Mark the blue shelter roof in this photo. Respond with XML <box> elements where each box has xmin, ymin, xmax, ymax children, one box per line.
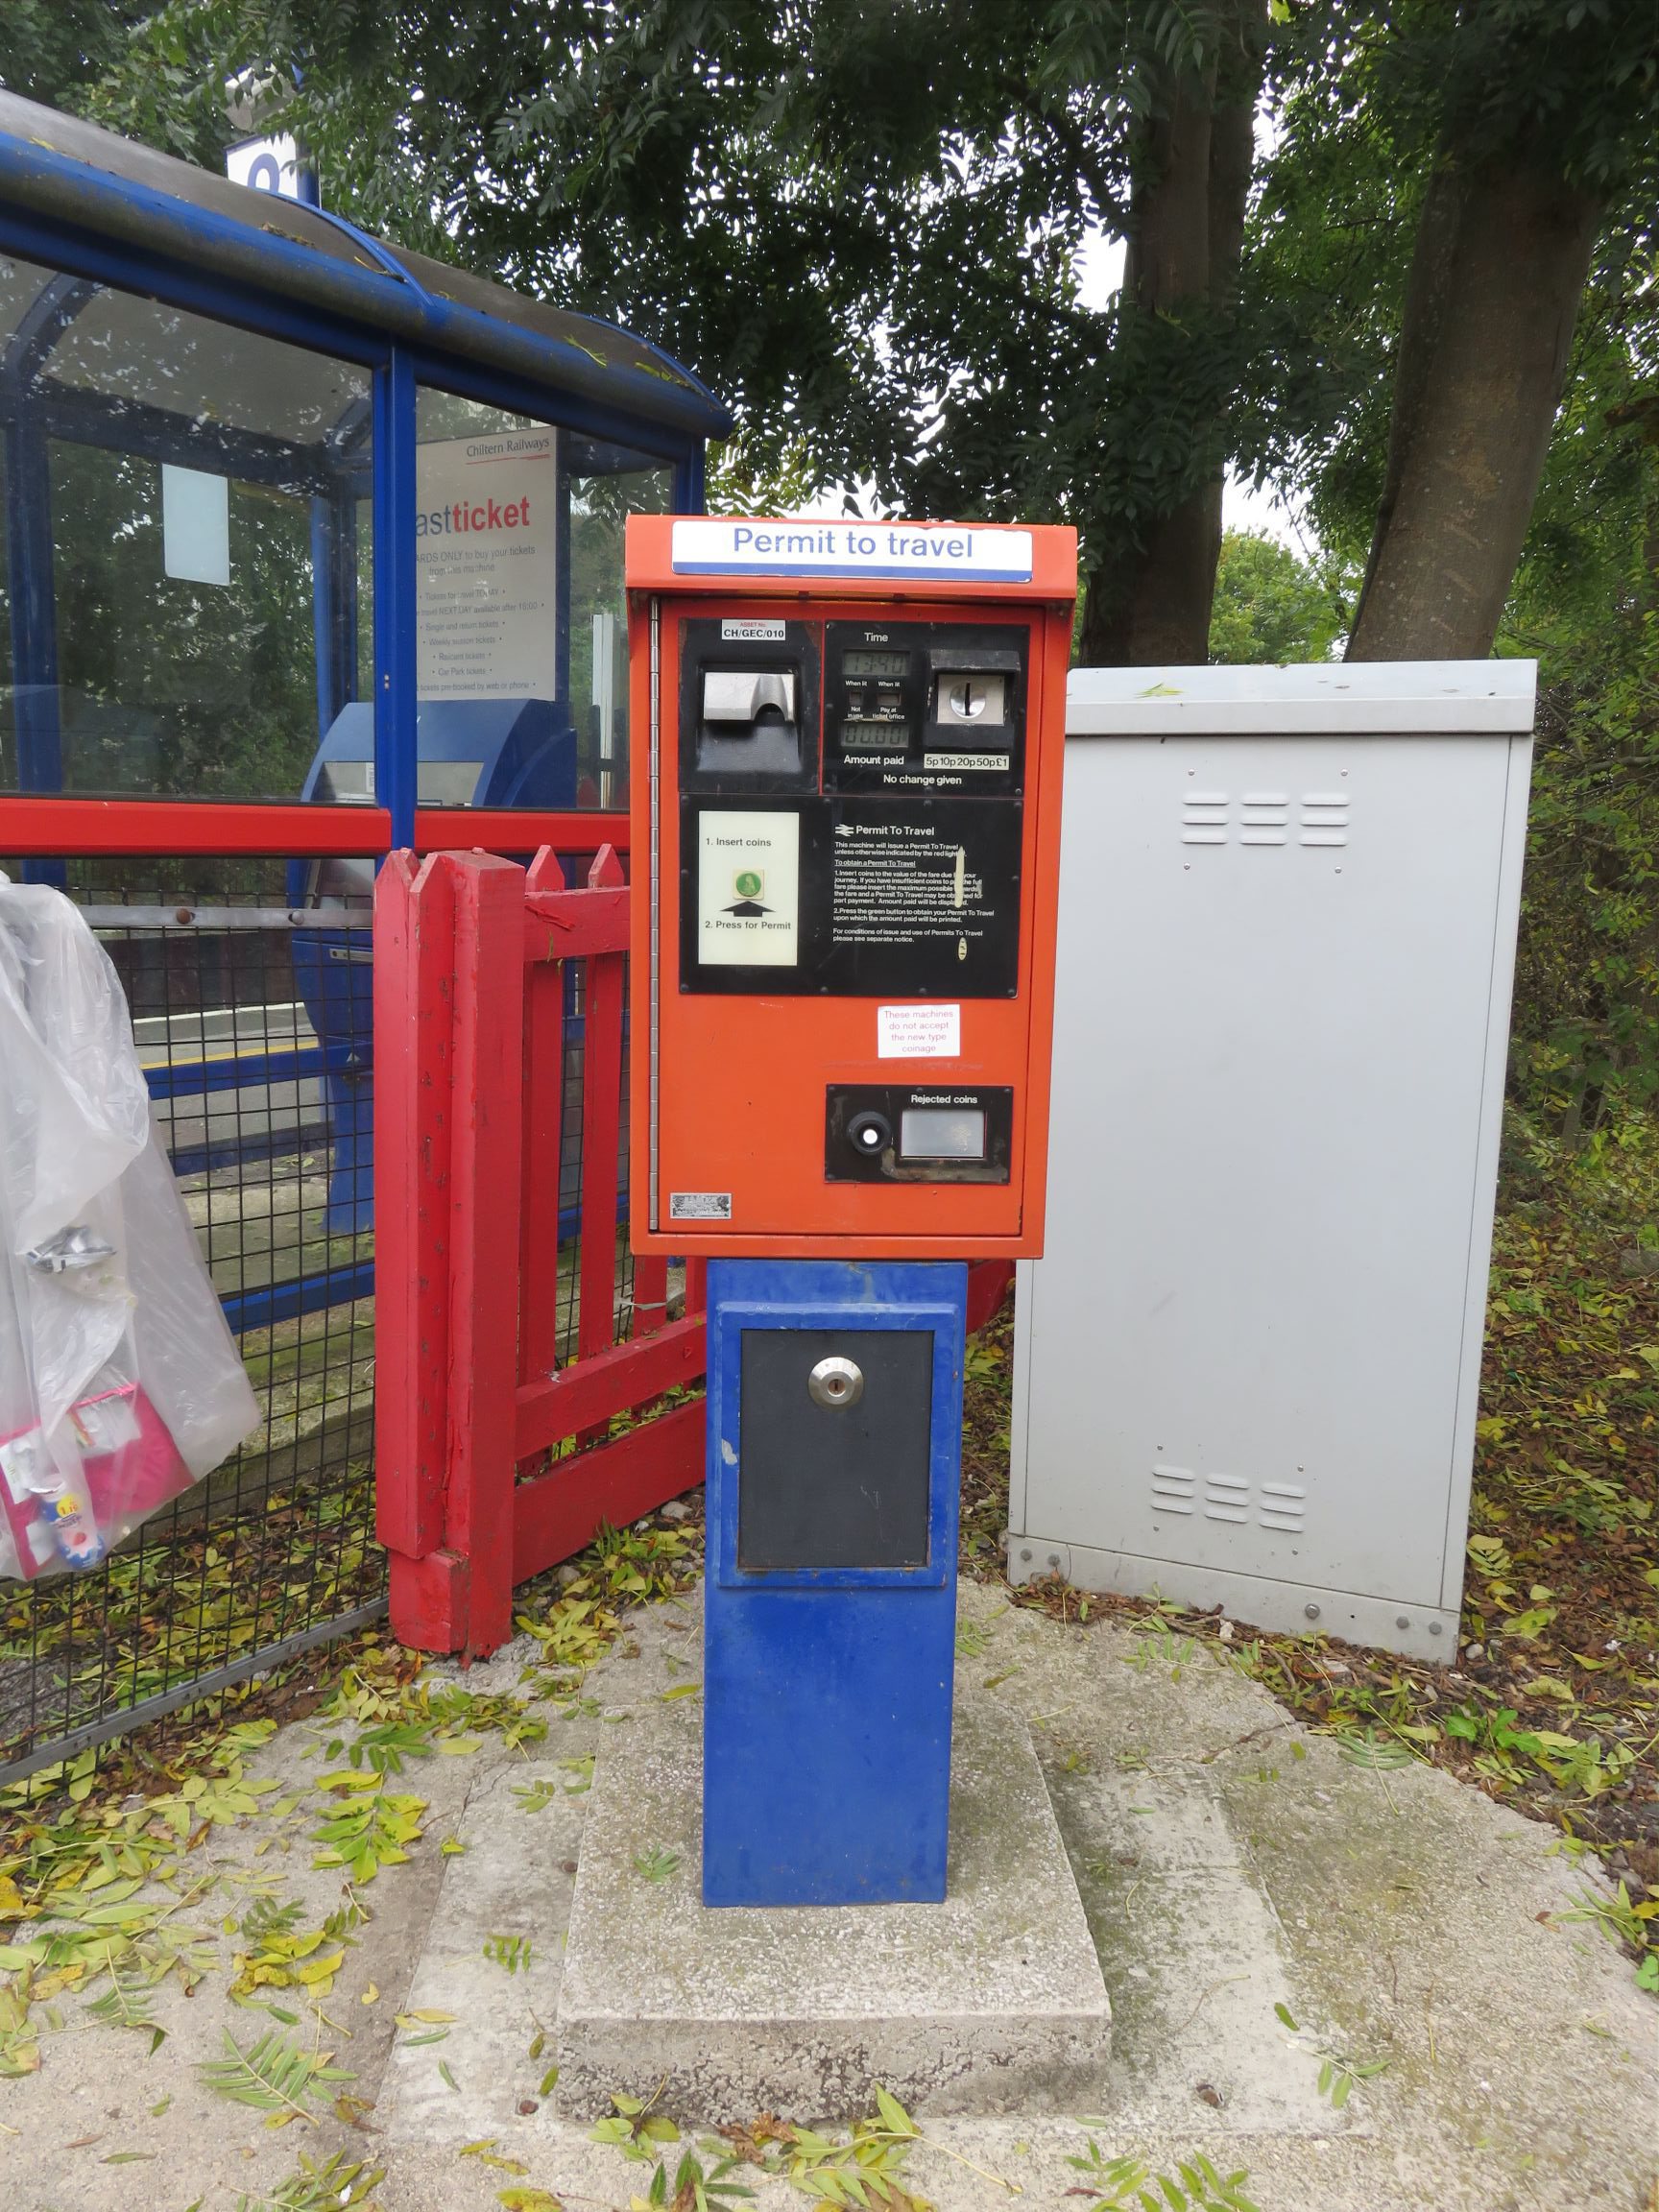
<box><xmin>0</xmin><ymin>89</ymin><xmax>732</xmax><ymax>447</ymax></box>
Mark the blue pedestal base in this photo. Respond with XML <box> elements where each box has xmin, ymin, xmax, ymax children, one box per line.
<box><xmin>702</xmin><ymin>1258</ymin><xmax>966</xmax><ymax>1908</ymax></box>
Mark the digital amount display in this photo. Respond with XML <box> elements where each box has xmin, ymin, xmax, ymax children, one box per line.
<box><xmin>843</xmin><ymin>650</ymin><xmax>910</xmax><ymax>679</ymax></box>
<box><xmin>841</xmin><ymin>721</ymin><xmax>908</xmax><ymax>749</ymax></box>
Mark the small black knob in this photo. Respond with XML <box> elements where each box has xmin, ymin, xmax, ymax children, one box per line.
<box><xmin>846</xmin><ymin>1110</ymin><xmax>893</xmax><ymax>1159</ymax></box>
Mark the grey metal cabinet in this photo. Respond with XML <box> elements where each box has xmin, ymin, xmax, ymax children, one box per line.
<box><xmin>1009</xmin><ymin>663</ymin><xmax>1534</xmax><ymax>1658</ymax></box>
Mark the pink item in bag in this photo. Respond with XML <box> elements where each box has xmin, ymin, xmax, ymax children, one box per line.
<box><xmin>0</xmin><ymin>1384</ymin><xmax>194</xmax><ymax>1579</ymax></box>
<box><xmin>72</xmin><ymin>1382</ymin><xmax>195</xmax><ymax>1524</ymax></box>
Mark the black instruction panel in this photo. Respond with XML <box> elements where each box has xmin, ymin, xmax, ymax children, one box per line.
<box><xmin>678</xmin><ymin>618</ymin><xmax>1027</xmax><ymax>998</ymax></box>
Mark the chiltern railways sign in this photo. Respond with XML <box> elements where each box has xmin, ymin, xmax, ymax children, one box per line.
<box><xmin>670</xmin><ymin>518</ymin><xmax>1034</xmax><ymax>584</ymax></box>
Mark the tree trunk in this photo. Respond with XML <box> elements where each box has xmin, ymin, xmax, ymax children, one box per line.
<box><xmin>1079</xmin><ymin>3</ymin><xmax>1267</xmax><ymax>666</ymax></box>
<box><xmin>1346</xmin><ymin>156</ymin><xmax>1600</xmax><ymax>661</ymax></box>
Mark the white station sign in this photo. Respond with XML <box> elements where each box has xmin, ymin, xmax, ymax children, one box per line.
<box><xmin>670</xmin><ymin>517</ymin><xmax>1034</xmax><ymax>584</ymax></box>
<box><xmin>226</xmin><ymin>133</ymin><xmax>302</xmax><ymax>199</ymax></box>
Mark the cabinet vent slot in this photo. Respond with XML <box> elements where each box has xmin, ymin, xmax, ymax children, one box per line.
<box><xmin>1150</xmin><ymin>1464</ymin><xmax>1197</xmax><ymax>1515</ymax></box>
<box><xmin>1203</xmin><ymin>1472</ymin><xmax>1250</xmax><ymax>1524</ymax></box>
<box><xmin>1259</xmin><ymin>1480</ymin><xmax>1307</xmax><ymax>1533</ymax></box>
<box><xmin>1300</xmin><ymin>791</ymin><xmax>1351</xmax><ymax>848</ymax></box>
<box><xmin>1181</xmin><ymin>793</ymin><xmax>1229</xmax><ymax>847</ymax></box>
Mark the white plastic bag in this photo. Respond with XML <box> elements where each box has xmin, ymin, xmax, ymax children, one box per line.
<box><xmin>0</xmin><ymin>878</ymin><xmax>258</xmax><ymax>1578</ymax></box>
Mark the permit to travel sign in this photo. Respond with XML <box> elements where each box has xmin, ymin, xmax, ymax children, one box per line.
<box><xmin>670</xmin><ymin>517</ymin><xmax>1034</xmax><ymax>584</ymax></box>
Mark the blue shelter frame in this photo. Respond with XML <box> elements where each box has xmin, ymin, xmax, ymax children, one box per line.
<box><xmin>0</xmin><ymin>88</ymin><xmax>727</xmax><ymax>852</ymax></box>
<box><xmin>0</xmin><ymin>87</ymin><xmax>730</xmax><ymax>1326</ymax></box>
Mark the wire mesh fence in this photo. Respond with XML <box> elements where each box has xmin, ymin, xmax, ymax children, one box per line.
<box><xmin>0</xmin><ymin>852</ymin><xmax>643</xmax><ymax>1784</ymax></box>
<box><xmin>0</xmin><ymin>855</ymin><xmax>381</xmax><ymax>1779</ymax></box>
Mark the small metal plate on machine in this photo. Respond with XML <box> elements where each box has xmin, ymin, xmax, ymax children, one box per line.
<box><xmin>737</xmin><ymin>1328</ymin><xmax>934</xmax><ymax>1569</ymax></box>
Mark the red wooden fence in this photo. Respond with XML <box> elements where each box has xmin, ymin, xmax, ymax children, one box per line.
<box><xmin>373</xmin><ymin>842</ymin><xmax>1012</xmax><ymax>1659</ymax></box>
<box><xmin>374</xmin><ymin>844</ymin><xmax>705</xmax><ymax>1655</ymax></box>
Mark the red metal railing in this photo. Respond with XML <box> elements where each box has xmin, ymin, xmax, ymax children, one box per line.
<box><xmin>373</xmin><ymin>842</ymin><xmax>1013</xmax><ymax>1658</ymax></box>
<box><xmin>0</xmin><ymin>795</ymin><xmax>631</xmax><ymax>856</ymax></box>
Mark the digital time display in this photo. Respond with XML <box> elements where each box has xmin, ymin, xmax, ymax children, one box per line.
<box><xmin>843</xmin><ymin>650</ymin><xmax>909</xmax><ymax>679</ymax></box>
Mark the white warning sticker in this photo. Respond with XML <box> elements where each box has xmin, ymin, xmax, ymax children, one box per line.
<box><xmin>669</xmin><ymin>1191</ymin><xmax>733</xmax><ymax>1220</ymax></box>
<box><xmin>878</xmin><ymin>1004</ymin><xmax>961</xmax><ymax>1060</ymax></box>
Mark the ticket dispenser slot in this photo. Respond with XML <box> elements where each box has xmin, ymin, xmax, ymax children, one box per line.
<box><xmin>680</xmin><ymin>619</ymin><xmax>818</xmax><ymax>790</ymax></box>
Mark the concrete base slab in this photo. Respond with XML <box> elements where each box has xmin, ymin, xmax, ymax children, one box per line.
<box><xmin>554</xmin><ymin>1686</ymin><xmax>1112</xmax><ymax>2124</ymax></box>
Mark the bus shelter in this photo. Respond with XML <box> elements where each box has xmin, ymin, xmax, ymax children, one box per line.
<box><xmin>0</xmin><ymin>93</ymin><xmax>727</xmax><ymax>854</ymax></box>
<box><xmin>0</xmin><ymin>90</ymin><xmax>730</xmax><ymax>1764</ymax></box>
<box><xmin>0</xmin><ymin>87</ymin><xmax>727</xmax><ymax>1253</ymax></box>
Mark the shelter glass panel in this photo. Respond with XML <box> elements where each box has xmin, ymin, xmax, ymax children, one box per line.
<box><xmin>569</xmin><ymin>444</ymin><xmax>672</xmax><ymax>808</ymax></box>
<box><xmin>414</xmin><ymin>383</ymin><xmax>669</xmax><ymax>813</ymax></box>
<box><xmin>0</xmin><ymin>252</ymin><xmax>373</xmax><ymax>803</ymax></box>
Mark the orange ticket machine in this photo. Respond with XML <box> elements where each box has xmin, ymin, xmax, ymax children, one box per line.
<box><xmin>626</xmin><ymin>514</ymin><xmax>1076</xmax><ymax>1909</ymax></box>
<box><xmin>625</xmin><ymin>515</ymin><xmax>1078</xmax><ymax>1260</ymax></box>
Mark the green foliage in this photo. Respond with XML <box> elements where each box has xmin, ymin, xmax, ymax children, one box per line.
<box><xmin>773</xmin><ymin>2086</ymin><xmax>926</xmax><ymax>2209</ymax></box>
<box><xmin>633</xmin><ymin>2148</ymin><xmax>752</xmax><ymax>2211</ymax></box>
<box><xmin>230</xmin><ymin>1902</ymin><xmax>353</xmax><ymax>2000</ymax></box>
<box><xmin>310</xmin><ymin>1776</ymin><xmax>425</xmax><ymax>1884</ymax></box>
<box><xmin>459</xmin><ymin>2138</ymin><xmax>529</xmax><ymax>2176</ymax></box>
<box><xmin>631</xmin><ymin>1846</ymin><xmax>680</xmax><ymax>1885</ymax></box>
<box><xmin>1246</xmin><ymin>4</ymin><xmax>1659</xmax><ymax>1128</ymax></box>
<box><xmin>1334</xmin><ymin>1727</ymin><xmax>1412</xmax><ymax>1772</ymax></box>
<box><xmin>593</xmin><ymin>2086</ymin><xmax>931</xmax><ymax>2209</ymax></box>
<box><xmin>1503</xmin><ymin>481</ymin><xmax>1659</xmax><ymax>1136</ymax></box>
<box><xmin>1122</xmin><ymin>1620</ymin><xmax>1197</xmax><ymax>1680</ymax></box>
<box><xmin>320</xmin><ymin>1719</ymin><xmax>435</xmax><ymax>1776</ymax></box>
<box><xmin>200</xmin><ymin>2027</ymin><xmax>355</xmax><ymax>2125</ymax></box>
<box><xmin>0</xmin><ymin>0</ymin><xmax>151</xmax><ymax>111</ymax></box>
<box><xmin>81</xmin><ymin>1962</ymin><xmax>166</xmax><ymax>2053</ymax></box>
<box><xmin>1066</xmin><ymin>2136</ymin><xmax>1258</xmax><ymax>2212</ymax></box>
<box><xmin>590</xmin><ymin>2090</ymin><xmax>684</xmax><ymax>2160</ymax></box>
<box><xmin>1207</xmin><ymin>531</ymin><xmax>1346</xmax><ymax>663</ymax></box>
<box><xmin>237</xmin><ymin>2149</ymin><xmax>386</xmax><ymax>2212</ymax></box>
<box><xmin>1272</xmin><ymin>2005</ymin><xmax>1390</xmax><ymax>2109</ymax></box>
<box><xmin>1557</xmin><ymin>1879</ymin><xmax>1659</xmax><ymax>1960</ymax></box>
<box><xmin>1246</xmin><ymin>8</ymin><xmax>1659</xmax><ymax>554</ymax></box>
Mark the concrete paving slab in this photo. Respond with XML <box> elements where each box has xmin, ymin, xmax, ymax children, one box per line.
<box><xmin>554</xmin><ymin>1684</ymin><xmax>1112</xmax><ymax>2124</ymax></box>
<box><xmin>377</xmin><ymin>1762</ymin><xmax>587</xmax><ymax>2147</ymax></box>
<box><xmin>2</xmin><ymin>1579</ymin><xmax>1653</xmax><ymax>2212</ymax></box>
